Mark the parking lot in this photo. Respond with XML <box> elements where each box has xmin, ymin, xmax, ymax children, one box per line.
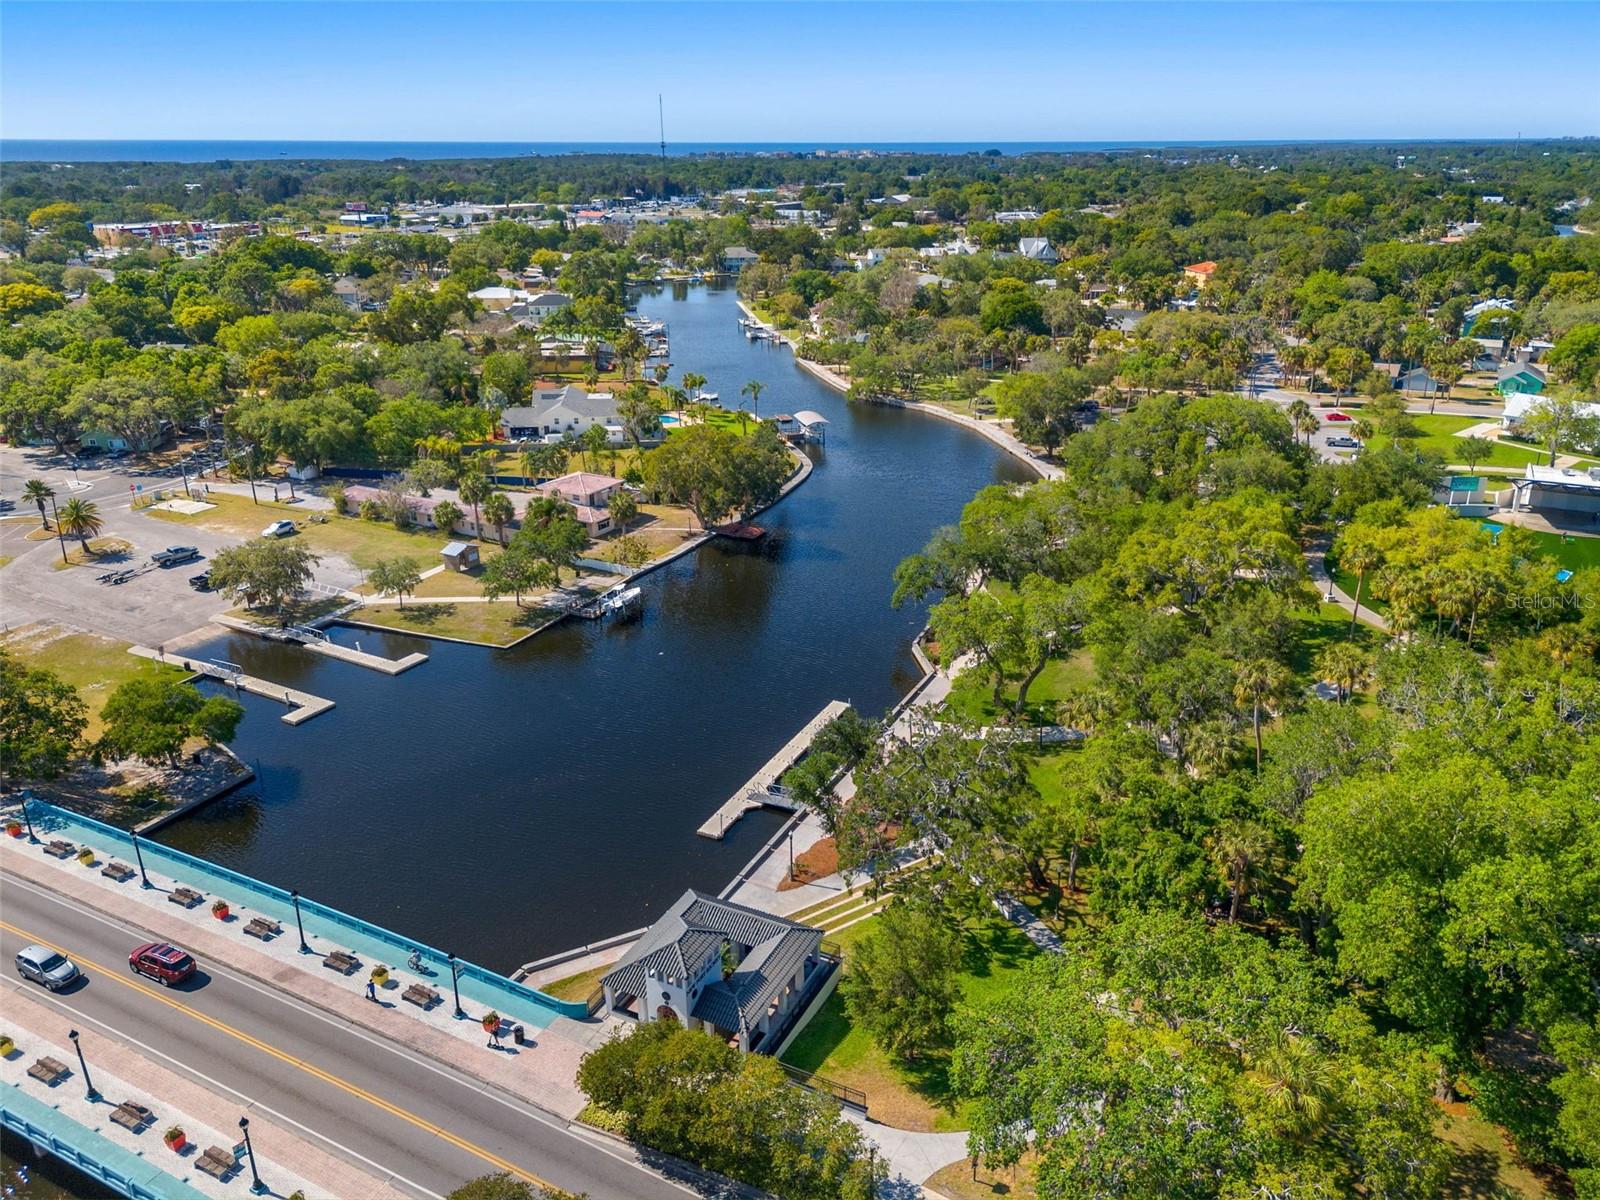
<box><xmin>0</xmin><ymin>444</ymin><xmax>334</xmax><ymax>646</ymax></box>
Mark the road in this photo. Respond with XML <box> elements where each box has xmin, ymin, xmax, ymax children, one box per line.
<box><xmin>0</xmin><ymin>874</ymin><xmax>709</xmax><ymax>1200</ymax></box>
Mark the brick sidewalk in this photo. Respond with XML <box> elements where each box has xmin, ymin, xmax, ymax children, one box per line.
<box><xmin>3</xmin><ymin>989</ymin><xmax>410</xmax><ymax>1199</ymax></box>
<box><xmin>1</xmin><ymin>835</ymin><xmax>609</xmax><ymax>1118</ymax></box>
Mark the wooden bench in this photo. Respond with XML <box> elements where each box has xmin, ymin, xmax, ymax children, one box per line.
<box><xmin>43</xmin><ymin>841</ymin><xmax>75</xmax><ymax>859</ymax></box>
<box><xmin>27</xmin><ymin>1057</ymin><xmax>68</xmax><ymax>1085</ymax></box>
<box><xmin>195</xmin><ymin>1147</ymin><xmax>237</xmax><ymax>1179</ymax></box>
<box><xmin>101</xmin><ymin>861</ymin><xmax>136</xmax><ymax>882</ymax></box>
<box><xmin>110</xmin><ymin>1101</ymin><xmax>153</xmax><ymax>1131</ymax></box>
<box><xmin>403</xmin><ymin>983</ymin><xmax>441</xmax><ymax>1009</ymax></box>
<box><xmin>244</xmin><ymin>917</ymin><xmax>282</xmax><ymax>940</ymax></box>
<box><xmin>168</xmin><ymin>886</ymin><xmax>203</xmax><ymax>908</ymax></box>
<box><xmin>323</xmin><ymin>950</ymin><xmax>360</xmax><ymax>975</ymax></box>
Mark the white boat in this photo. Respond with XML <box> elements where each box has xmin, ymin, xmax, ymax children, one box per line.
<box><xmin>699</xmin><ymin>390</ymin><xmax>720</xmax><ymax>403</ymax></box>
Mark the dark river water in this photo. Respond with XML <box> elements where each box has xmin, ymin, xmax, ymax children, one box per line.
<box><xmin>157</xmin><ymin>282</ymin><xmax>1032</xmax><ymax>972</ymax></box>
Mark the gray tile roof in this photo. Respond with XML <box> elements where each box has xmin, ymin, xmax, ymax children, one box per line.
<box><xmin>602</xmin><ymin>890</ymin><xmax>823</xmax><ymax>1036</ymax></box>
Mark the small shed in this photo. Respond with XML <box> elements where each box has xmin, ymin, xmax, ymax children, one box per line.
<box><xmin>440</xmin><ymin>541</ymin><xmax>480</xmax><ymax>572</ymax></box>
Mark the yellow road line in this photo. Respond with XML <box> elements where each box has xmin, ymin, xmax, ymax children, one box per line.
<box><xmin>1</xmin><ymin>919</ymin><xmax>554</xmax><ymax>1189</ymax></box>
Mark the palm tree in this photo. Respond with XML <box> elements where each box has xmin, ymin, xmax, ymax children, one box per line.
<box><xmin>58</xmin><ymin>497</ymin><xmax>103</xmax><ymax>553</ymax></box>
<box><xmin>1351</xmin><ymin>418</ymin><xmax>1374</xmax><ymax>445</ymax></box>
<box><xmin>1207</xmin><ymin>818</ymin><xmax>1273</xmax><ymax>923</ymax></box>
<box><xmin>1233</xmin><ymin>659</ymin><xmax>1292</xmax><ymax>772</ymax></box>
<box><xmin>482</xmin><ymin>492</ymin><xmax>515</xmax><ymax>547</ymax></box>
<box><xmin>681</xmin><ymin>372</ymin><xmax>705</xmax><ymax>403</ymax></box>
<box><xmin>1314</xmin><ymin>642</ymin><xmax>1371</xmax><ymax>705</ymax></box>
<box><xmin>1248</xmin><ymin>1035</ymin><xmax>1335</xmax><ymax>1140</ymax></box>
<box><xmin>430</xmin><ymin>499</ymin><xmax>463</xmax><ymax>539</ymax></box>
<box><xmin>1339</xmin><ymin>536</ymin><xmax>1383</xmax><ymax>636</ymax></box>
<box><xmin>1285</xmin><ymin>398</ymin><xmax>1313</xmax><ymax>445</ymax></box>
<box><xmin>22</xmin><ymin>479</ymin><xmax>54</xmax><ymax>530</ymax></box>
<box><xmin>1295</xmin><ymin>412</ymin><xmax>1320</xmax><ymax>447</ymax></box>
<box><xmin>739</xmin><ymin>379</ymin><xmax>766</xmax><ymax>434</ymax></box>
<box><xmin>457</xmin><ymin>469</ymin><xmax>489</xmax><ymax>539</ymax></box>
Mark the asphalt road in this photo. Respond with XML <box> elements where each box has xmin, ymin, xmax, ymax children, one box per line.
<box><xmin>0</xmin><ymin>874</ymin><xmax>705</xmax><ymax>1200</ymax></box>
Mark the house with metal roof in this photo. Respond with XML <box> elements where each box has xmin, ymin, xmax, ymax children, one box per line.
<box><xmin>498</xmin><ymin>385</ymin><xmax>624</xmax><ymax>443</ymax></box>
<box><xmin>599</xmin><ymin>890</ymin><xmax>835</xmax><ymax>1053</ymax></box>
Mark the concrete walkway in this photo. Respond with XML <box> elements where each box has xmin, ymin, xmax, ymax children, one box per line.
<box><xmin>844</xmin><ymin>1112</ymin><xmax>970</xmax><ymax>1197</ymax></box>
<box><xmin>3</xmin><ymin>990</ymin><xmax>408</xmax><ymax>1199</ymax></box>
<box><xmin>1304</xmin><ymin>537</ymin><xmax>1389</xmax><ymax>633</ymax></box>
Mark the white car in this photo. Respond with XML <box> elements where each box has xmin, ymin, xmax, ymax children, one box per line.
<box><xmin>261</xmin><ymin>519</ymin><xmax>296</xmax><ymax>539</ymax></box>
<box><xmin>15</xmin><ymin>944</ymin><xmax>80</xmax><ymax>991</ymax></box>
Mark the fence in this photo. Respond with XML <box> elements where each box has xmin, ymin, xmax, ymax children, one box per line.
<box><xmin>1</xmin><ymin>1089</ymin><xmax>211</xmax><ymax>1200</ymax></box>
<box><xmin>780</xmin><ymin>1064</ymin><xmax>867</xmax><ymax>1112</ymax></box>
<box><xmin>21</xmin><ymin>799</ymin><xmax>588</xmax><ymax>1027</ymax></box>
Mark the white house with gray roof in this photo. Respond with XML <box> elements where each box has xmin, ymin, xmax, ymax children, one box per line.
<box><xmin>600</xmin><ymin>890</ymin><xmax>835</xmax><ymax>1053</ymax></box>
<box><xmin>498</xmin><ymin>385</ymin><xmax>624</xmax><ymax>443</ymax></box>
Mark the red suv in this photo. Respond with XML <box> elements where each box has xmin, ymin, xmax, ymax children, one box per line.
<box><xmin>128</xmin><ymin>942</ymin><xmax>197</xmax><ymax>987</ymax></box>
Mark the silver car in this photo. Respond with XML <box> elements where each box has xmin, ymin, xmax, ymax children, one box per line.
<box><xmin>15</xmin><ymin>944</ymin><xmax>80</xmax><ymax>991</ymax></box>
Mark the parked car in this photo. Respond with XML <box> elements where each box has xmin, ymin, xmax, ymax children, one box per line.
<box><xmin>128</xmin><ymin>943</ymin><xmax>196</xmax><ymax>987</ymax></box>
<box><xmin>15</xmin><ymin>944</ymin><xmax>80</xmax><ymax>991</ymax></box>
<box><xmin>260</xmin><ymin>519</ymin><xmax>296</xmax><ymax>539</ymax></box>
<box><xmin>189</xmin><ymin>570</ymin><xmax>214</xmax><ymax>591</ymax></box>
<box><xmin>1325</xmin><ymin>411</ymin><xmax>1353</xmax><ymax>422</ymax></box>
<box><xmin>151</xmin><ymin>546</ymin><xmax>200</xmax><ymax>567</ymax></box>
<box><xmin>1327</xmin><ymin>436</ymin><xmax>1361</xmax><ymax>449</ymax></box>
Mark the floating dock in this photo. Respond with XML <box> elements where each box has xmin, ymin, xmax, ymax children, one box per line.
<box><xmin>130</xmin><ymin>645</ymin><xmax>335</xmax><ymax>725</ymax></box>
<box><xmin>696</xmin><ymin>700</ymin><xmax>850</xmax><ymax>839</ymax></box>
<box><xmin>211</xmin><ymin>613</ymin><xmax>427</xmax><ymax>675</ymax></box>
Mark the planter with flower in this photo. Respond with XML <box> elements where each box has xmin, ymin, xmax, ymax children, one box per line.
<box><xmin>77</xmin><ymin>847</ymin><xmax>95</xmax><ymax>867</ymax></box>
<box><xmin>211</xmin><ymin>899</ymin><xmax>230</xmax><ymax>921</ymax></box>
<box><xmin>164</xmin><ymin>1126</ymin><xmax>186</xmax><ymax>1152</ymax></box>
<box><xmin>370</xmin><ymin>965</ymin><xmax>389</xmax><ymax>987</ymax></box>
<box><xmin>5</xmin><ymin>821</ymin><xmax>21</xmax><ymax>839</ymax></box>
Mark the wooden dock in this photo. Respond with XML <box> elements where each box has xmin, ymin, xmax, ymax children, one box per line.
<box><xmin>696</xmin><ymin>700</ymin><xmax>850</xmax><ymax>839</ymax></box>
<box><xmin>211</xmin><ymin>614</ymin><xmax>428</xmax><ymax>675</ymax></box>
<box><xmin>130</xmin><ymin>645</ymin><xmax>335</xmax><ymax>725</ymax></box>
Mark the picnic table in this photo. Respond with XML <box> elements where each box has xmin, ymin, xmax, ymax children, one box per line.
<box><xmin>168</xmin><ymin>886</ymin><xmax>204</xmax><ymax>908</ymax></box>
<box><xmin>323</xmin><ymin>950</ymin><xmax>360</xmax><ymax>975</ymax></box>
<box><xmin>195</xmin><ymin>1146</ymin><xmax>237</xmax><ymax>1179</ymax></box>
<box><xmin>110</xmin><ymin>1101</ymin><xmax>154</xmax><ymax>1131</ymax></box>
<box><xmin>101</xmin><ymin>861</ymin><xmax>137</xmax><ymax>882</ymax></box>
<box><xmin>27</xmin><ymin>1056</ymin><xmax>68</xmax><ymax>1085</ymax></box>
<box><xmin>43</xmin><ymin>841</ymin><xmax>76</xmax><ymax>859</ymax></box>
<box><xmin>403</xmin><ymin>983</ymin><xmax>441</xmax><ymax>1009</ymax></box>
<box><xmin>244</xmin><ymin>916</ymin><xmax>282</xmax><ymax>940</ymax></box>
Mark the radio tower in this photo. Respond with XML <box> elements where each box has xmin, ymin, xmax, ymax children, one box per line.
<box><xmin>658</xmin><ymin>95</ymin><xmax>668</xmax><ymax>199</ymax></box>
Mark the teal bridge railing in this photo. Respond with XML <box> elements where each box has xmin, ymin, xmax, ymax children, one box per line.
<box><xmin>0</xmin><ymin>1086</ymin><xmax>212</xmax><ymax>1200</ymax></box>
<box><xmin>21</xmin><ymin>798</ymin><xmax>588</xmax><ymax>1028</ymax></box>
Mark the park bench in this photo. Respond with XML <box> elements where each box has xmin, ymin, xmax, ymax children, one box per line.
<box><xmin>244</xmin><ymin>917</ymin><xmax>282</xmax><ymax>940</ymax></box>
<box><xmin>195</xmin><ymin>1146</ymin><xmax>237</xmax><ymax>1179</ymax></box>
<box><xmin>27</xmin><ymin>1057</ymin><xmax>68</xmax><ymax>1085</ymax></box>
<box><xmin>43</xmin><ymin>841</ymin><xmax>75</xmax><ymax>859</ymax></box>
<box><xmin>403</xmin><ymin>983</ymin><xmax>441</xmax><ymax>1009</ymax></box>
<box><xmin>168</xmin><ymin>886</ymin><xmax>204</xmax><ymax>908</ymax></box>
<box><xmin>323</xmin><ymin>950</ymin><xmax>360</xmax><ymax>975</ymax></box>
<box><xmin>101</xmin><ymin>861</ymin><xmax>136</xmax><ymax>882</ymax></box>
<box><xmin>110</xmin><ymin>1101</ymin><xmax>153</xmax><ymax>1132</ymax></box>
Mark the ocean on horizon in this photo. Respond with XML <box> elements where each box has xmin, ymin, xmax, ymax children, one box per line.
<box><xmin>1</xmin><ymin>137</ymin><xmax>1389</xmax><ymax>164</ymax></box>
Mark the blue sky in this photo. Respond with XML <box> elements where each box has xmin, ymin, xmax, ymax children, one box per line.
<box><xmin>4</xmin><ymin>1</ymin><xmax>1597</xmax><ymax>142</ymax></box>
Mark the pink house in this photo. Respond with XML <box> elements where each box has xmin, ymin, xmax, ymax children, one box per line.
<box><xmin>536</xmin><ymin>472</ymin><xmax>624</xmax><ymax>536</ymax></box>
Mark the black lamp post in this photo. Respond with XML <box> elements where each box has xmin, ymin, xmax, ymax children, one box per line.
<box><xmin>130</xmin><ymin>831</ymin><xmax>152</xmax><ymax>889</ymax></box>
<box><xmin>448</xmin><ymin>954</ymin><xmax>465</xmax><ymax>1019</ymax></box>
<box><xmin>290</xmin><ymin>890</ymin><xmax>311</xmax><ymax>954</ymax></box>
<box><xmin>68</xmin><ymin>1030</ymin><xmax>99</xmax><ymax>1103</ymax></box>
<box><xmin>20</xmin><ymin>798</ymin><xmax>39</xmax><ymax>844</ymax></box>
<box><xmin>238</xmin><ymin>1117</ymin><xmax>266</xmax><ymax>1195</ymax></box>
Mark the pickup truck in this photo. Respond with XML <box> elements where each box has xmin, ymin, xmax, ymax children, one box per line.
<box><xmin>151</xmin><ymin>546</ymin><xmax>200</xmax><ymax>567</ymax></box>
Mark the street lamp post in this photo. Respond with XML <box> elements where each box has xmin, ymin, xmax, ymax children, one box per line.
<box><xmin>448</xmin><ymin>954</ymin><xmax>465</xmax><ymax>1020</ymax></box>
<box><xmin>68</xmin><ymin>1030</ymin><xmax>99</xmax><ymax>1103</ymax></box>
<box><xmin>788</xmin><ymin>831</ymin><xmax>795</xmax><ymax>881</ymax></box>
<box><xmin>130</xmin><ymin>831</ymin><xmax>152</xmax><ymax>889</ymax></box>
<box><xmin>290</xmin><ymin>890</ymin><xmax>311</xmax><ymax>955</ymax></box>
<box><xmin>238</xmin><ymin>1117</ymin><xmax>266</xmax><ymax>1195</ymax></box>
<box><xmin>20</xmin><ymin>798</ymin><xmax>39</xmax><ymax>844</ymax></box>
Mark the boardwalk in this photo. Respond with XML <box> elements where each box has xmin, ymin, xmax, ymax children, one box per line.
<box><xmin>211</xmin><ymin>613</ymin><xmax>427</xmax><ymax>675</ymax></box>
<box><xmin>129</xmin><ymin>644</ymin><xmax>335</xmax><ymax>725</ymax></box>
<box><xmin>696</xmin><ymin>700</ymin><xmax>850</xmax><ymax>839</ymax></box>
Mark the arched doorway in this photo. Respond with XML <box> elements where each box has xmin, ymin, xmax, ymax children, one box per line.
<box><xmin>655</xmin><ymin>1004</ymin><xmax>679</xmax><ymax>1023</ymax></box>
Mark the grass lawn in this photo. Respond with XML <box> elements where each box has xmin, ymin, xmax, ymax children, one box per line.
<box><xmin>1521</xmin><ymin>528</ymin><xmax>1600</xmax><ymax>572</ymax></box>
<box><xmin>2</xmin><ymin>623</ymin><xmax>185</xmax><ymax>738</ymax></box>
<box><xmin>50</xmin><ymin>537</ymin><xmax>132</xmax><ymax>570</ymax></box>
<box><xmin>780</xmin><ymin>912</ymin><xmax>1040</xmax><ymax>1133</ymax></box>
<box><xmin>1369</xmin><ymin>415</ymin><xmax>1546</xmax><ymax>469</ymax></box>
<box><xmin>145</xmin><ymin>492</ymin><xmax>455</xmax><ymax>573</ymax></box>
<box><xmin>926</xmin><ymin>1152</ymin><xmax>1042</xmax><ymax>1200</ymax></box>
<box><xmin>1437</xmin><ymin>1102</ymin><xmax>1556</xmax><ymax>1199</ymax></box>
<box><xmin>942</xmin><ymin>648</ymin><xmax>1096</xmax><ymax>726</ymax></box>
<box><xmin>538</xmin><ymin>963</ymin><xmax>609</xmax><ymax>1003</ymax></box>
<box><xmin>347</xmin><ymin>600</ymin><xmax>561</xmax><ymax>646</ymax></box>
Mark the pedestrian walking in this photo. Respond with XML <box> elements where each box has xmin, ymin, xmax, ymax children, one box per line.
<box><xmin>365</xmin><ymin>979</ymin><xmax>377</xmax><ymax>1002</ymax></box>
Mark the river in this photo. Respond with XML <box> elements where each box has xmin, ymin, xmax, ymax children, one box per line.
<box><xmin>156</xmin><ymin>282</ymin><xmax>1032</xmax><ymax>972</ymax></box>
